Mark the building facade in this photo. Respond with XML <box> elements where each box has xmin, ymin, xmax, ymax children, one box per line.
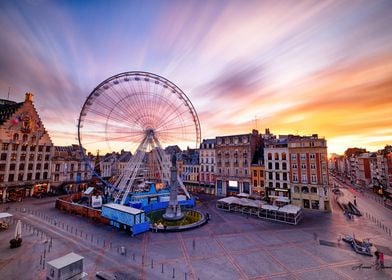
<box><xmin>0</xmin><ymin>93</ymin><xmax>54</xmax><ymax>202</ymax></box>
<box><xmin>199</xmin><ymin>139</ymin><xmax>216</xmax><ymax>195</ymax></box>
<box><xmin>215</xmin><ymin>129</ymin><xmax>261</xmax><ymax>196</ymax></box>
<box><xmin>288</xmin><ymin>135</ymin><xmax>330</xmax><ymax>211</ymax></box>
<box><xmin>51</xmin><ymin>145</ymin><xmax>92</xmax><ymax>193</ymax></box>
<box><xmin>264</xmin><ymin>137</ymin><xmax>290</xmax><ymax>204</ymax></box>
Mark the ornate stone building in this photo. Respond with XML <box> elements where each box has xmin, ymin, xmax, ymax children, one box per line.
<box><xmin>215</xmin><ymin>129</ymin><xmax>261</xmax><ymax>196</ymax></box>
<box><xmin>0</xmin><ymin>93</ymin><xmax>54</xmax><ymax>202</ymax></box>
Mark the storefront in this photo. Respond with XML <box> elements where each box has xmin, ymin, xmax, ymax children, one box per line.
<box><xmin>33</xmin><ymin>183</ymin><xmax>49</xmax><ymax>197</ymax></box>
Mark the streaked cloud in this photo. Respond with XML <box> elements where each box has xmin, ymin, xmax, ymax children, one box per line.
<box><xmin>0</xmin><ymin>0</ymin><xmax>391</xmax><ymax>154</ymax></box>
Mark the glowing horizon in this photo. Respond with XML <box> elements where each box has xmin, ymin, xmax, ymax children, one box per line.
<box><xmin>0</xmin><ymin>0</ymin><xmax>391</xmax><ymax>156</ymax></box>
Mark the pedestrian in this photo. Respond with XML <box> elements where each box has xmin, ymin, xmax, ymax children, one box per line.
<box><xmin>192</xmin><ymin>239</ymin><xmax>195</xmax><ymax>250</ymax></box>
<box><xmin>379</xmin><ymin>252</ymin><xmax>384</xmax><ymax>268</ymax></box>
<box><xmin>354</xmin><ymin>196</ymin><xmax>357</xmax><ymax>206</ymax></box>
<box><xmin>375</xmin><ymin>251</ymin><xmax>380</xmax><ymax>266</ymax></box>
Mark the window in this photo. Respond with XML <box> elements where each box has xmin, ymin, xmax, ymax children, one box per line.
<box><xmin>274</xmin><ymin>153</ymin><xmax>279</xmax><ymax>160</ymax></box>
<box><xmin>294</xmin><ymin>186</ymin><xmax>299</xmax><ymax>192</ymax></box>
<box><xmin>20</xmin><ymin>154</ymin><xmax>26</xmax><ymax>161</ymax></box>
<box><xmin>276</xmin><ymin>173</ymin><xmax>280</xmax><ymax>180</ymax></box>
<box><xmin>27</xmin><ymin>173</ymin><xmax>32</xmax><ymax>180</ymax></box>
<box><xmin>300</xmin><ymin>154</ymin><xmax>306</xmax><ymax>160</ymax></box>
<box><xmin>13</xmin><ymin>133</ymin><xmax>19</xmax><ymax>141</ymax></box>
<box><xmin>283</xmin><ymin>173</ymin><xmax>287</xmax><ymax>181</ymax></box>
<box><xmin>268</xmin><ymin>153</ymin><xmax>272</xmax><ymax>160</ymax></box>
<box><xmin>36</xmin><ymin>163</ymin><xmax>42</xmax><ymax>170</ymax></box>
<box><xmin>30</xmin><ymin>145</ymin><xmax>36</xmax><ymax>152</ymax></box>
<box><xmin>283</xmin><ymin>183</ymin><xmax>288</xmax><ymax>189</ymax></box>
<box><xmin>282</xmin><ymin>162</ymin><xmax>287</xmax><ymax>170</ymax></box>
<box><xmin>311</xmin><ymin>175</ymin><xmax>317</xmax><ymax>183</ymax></box>
<box><xmin>253</xmin><ymin>170</ymin><xmax>257</xmax><ymax>177</ymax></box>
<box><xmin>301</xmin><ymin>163</ymin><xmax>306</xmax><ymax>169</ymax></box>
<box><xmin>275</xmin><ymin>162</ymin><xmax>279</xmax><ymax>170</ymax></box>
<box><xmin>301</xmin><ymin>174</ymin><xmax>307</xmax><ymax>183</ymax></box>
<box><xmin>11</xmin><ymin>153</ymin><xmax>17</xmax><ymax>161</ymax></box>
<box><xmin>43</xmin><ymin>172</ymin><xmax>48</xmax><ymax>179</ymax></box>
<box><xmin>19</xmin><ymin>163</ymin><xmax>25</xmax><ymax>171</ymax></box>
<box><xmin>260</xmin><ymin>170</ymin><xmax>263</xmax><ymax>177</ymax></box>
<box><xmin>55</xmin><ymin>164</ymin><xmax>60</xmax><ymax>172</ymax></box>
<box><xmin>302</xmin><ymin>186</ymin><xmax>309</xmax><ymax>193</ymax></box>
<box><xmin>18</xmin><ymin>173</ymin><xmax>23</xmax><ymax>181</ymax></box>
<box><xmin>2</xmin><ymin>143</ymin><xmax>9</xmax><ymax>151</ymax></box>
<box><xmin>29</xmin><ymin>154</ymin><xmax>34</xmax><ymax>161</ymax></box>
<box><xmin>28</xmin><ymin>163</ymin><xmax>33</xmax><ymax>170</ymax></box>
<box><xmin>8</xmin><ymin>174</ymin><xmax>14</xmax><ymax>182</ymax></box>
<box><xmin>35</xmin><ymin>173</ymin><xmax>40</xmax><ymax>180</ymax></box>
<box><xmin>37</xmin><ymin>154</ymin><xmax>42</xmax><ymax>161</ymax></box>
<box><xmin>21</xmin><ymin>145</ymin><xmax>27</xmax><ymax>151</ymax></box>
<box><xmin>291</xmin><ymin>154</ymin><xmax>297</xmax><ymax>160</ymax></box>
<box><xmin>0</xmin><ymin>164</ymin><xmax>5</xmax><ymax>171</ymax></box>
<box><xmin>46</xmin><ymin>146</ymin><xmax>51</xmax><ymax>152</ymax></box>
<box><xmin>311</xmin><ymin>187</ymin><xmax>317</xmax><ymax>193</ymax></box>
<box><xmin>310</xmin><ymin>164</ymin><xmax>316</xmax><ymax>169</ymax></box>
<box><xmin>12</xmin><ymin>144</ymin><xmax>18</xmax><ymax>151</ymax></box>
<box><xmin>0</xmin><ymin>153</ymin><xmax>7</xmax><ymax>161</ymax></box>
<box><xmin>282</xmin><ymin>153</ymin><xmax>286</xmax><ymax>160</ymax></box>
<box><xmin>275</xmin><ymin>182</ymin><xmax>280</xmax><ymax>188</ymax></box>
<box><xmin>38</xmin><ymin>145</ymin><xmax>43</xmax><ymax>152</ymax></box>
<box><xmin>293</xmin><ymin>174</ymin><xmax>298</xmax><ymax>182</ymax></box>
<box><xmin>310</xmin><ymin>154</ymin><xmax>315</xmax><ymax>159</ymax></box>
<box><xmin>22</xmin><ymin>134</ymin><xmax>28</xmax><ymax>142</ymax></box>
<box><xmin>268</xmin><ymin>172</ymin><xmax>273</xmax><ymax>180</ymax></box>
<box><xmin>244</xmin><ymin>169</ymin><xmax>248</xmax><ymax>175</ymax></box>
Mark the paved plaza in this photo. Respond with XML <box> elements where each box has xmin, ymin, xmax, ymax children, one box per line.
<box><xmin>0</xmin><ymin>192</ymin><xmax>391</xmax><ymax>280</ymax></box>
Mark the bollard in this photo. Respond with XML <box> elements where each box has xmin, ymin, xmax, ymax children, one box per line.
<box><xmin>161</xmin><ymin>263</ymin><xmax>164</xmax><ymax>273</ymax></box>
<box><xmin>151</xmin><ymin>259</ymin><xmax>154</xmax><ymax>269</ymax></box>
<box><xmin>104</xmin><ymin>240</ymin><xmax>106</xmax><ymax>247</ymax></box>
<box><xmin>67</xmin><ymin>225</ymin><xmax>69</xmax><ymax>231</ymax></box>
<box><xmin>133</xmin><ymin>253</ymin><xmax>135</xmax><ymax>261</ymax></box>
<box><xmin>172</xmin><ymin>268</ymin><xmax>175</xmax><ymax>279</ymax></box>
<box><xmin>40</xmin><ymin>255</ymin><xmax>42</xmax><ymax>265</ymax></box>
<box><xmin>142</xmin><ymin>255</ymin><xmax>144</xmax><ymax>265</ymax></box>
<box><xmin>185</xmin><ymin>272</ymin><xmax>187</xmax><ymax>280</ymax></box>
<box><xmin>85</xmin><ymin>233</ymin><xmax>87</xmax><ymax>239</ymax></box>
<box><xmin>91</xmin><ymin>235</ymin><xmax>93</xmax><ymax>242</ymax></box>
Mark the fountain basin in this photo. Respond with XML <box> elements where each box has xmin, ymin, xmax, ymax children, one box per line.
<box><xmin>148</xmin><ymin>209</ymin><xmax>208</xmax><ymax>232</ymax></box>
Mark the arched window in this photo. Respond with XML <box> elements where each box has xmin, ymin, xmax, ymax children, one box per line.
<box><xmin>302</xmin><ymin>186</ymin><xmax>309</xmax><ymax>193</ymax></box>
<box><xmin>13</xmin><ymin>133</ymin><xmax>19</xmax><ymax>141</ymax></box>
<box><xmin>282</xmin><ymin>153</ymin><xmax>287</xmax><ymax>160</ymax></box>
<box><xmin>274</xmin><ymin>153</ymin><xmax>279</xmax><ymax>160</ymax></box>
<box><xmin>311</xmin><ymin>187</ymin><xmax>317</xmax><ymax>193</ymax></box>
<box><xmin>268</xmin><ymin>153</ymin><xmax>272</xmax><ymax>160</ymax></box>
<box><xmin>22</xmin><ymin>134</ymin><xmax>28</xmax><ymax>142</ymax></box>
<box><xmin>294</xmin><ymin>186</ymin><xmax>299</xmax><ymax>193</ymax></box>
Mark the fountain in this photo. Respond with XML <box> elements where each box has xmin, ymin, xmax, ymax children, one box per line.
<box><xmin>162</xmin><ymin>155</ymin><xmax>184</xmax><ymax>220</ymax></box>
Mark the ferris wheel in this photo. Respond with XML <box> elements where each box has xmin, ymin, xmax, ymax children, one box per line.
<box><xmin>77</xmin><ymin>71</ymin><xmax>201</xmax><ymax>204</ymax></box>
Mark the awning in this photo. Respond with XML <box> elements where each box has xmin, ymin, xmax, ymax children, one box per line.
<box><xmin>276</xmin><ymin>196</ymin><xmax>290</xmax><ymax>203</ymax></box>
<box><xmin>0</xmin><ymin>212</ymin><xmax>13</xmax><ymax>219</ymax></box>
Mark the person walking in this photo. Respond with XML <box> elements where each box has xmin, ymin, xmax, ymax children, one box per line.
<box><xmin>354</xmin><ymin>196</ymin><xmax>357</xmax><ymax>206</ymax></box>
<box><xmin>379</xmin><ymin>252</ymin><xmax>384</xmax><ymax>268</ymax></box>
<box><xmin>375</xmin><ymin>251</ymin><xmax>380</xmax><ymax>266</ymax></box>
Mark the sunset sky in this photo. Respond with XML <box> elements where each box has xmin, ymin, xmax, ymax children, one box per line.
<box><xmin>0</xmin><ymin>0</ymin><xmax>391</xmax><ymax>155</ymax></box>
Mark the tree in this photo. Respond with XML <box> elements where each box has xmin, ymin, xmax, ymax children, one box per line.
<box><xmin>344</xmin><ymin>147</ymin><xmax>367</xmax><ymax>157</ymax></box>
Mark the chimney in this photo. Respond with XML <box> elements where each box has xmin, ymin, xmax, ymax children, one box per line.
<box><xmin>25</xmin><ymin>92</ymin><xmax>34</xmax><ymax>102</ymax></box>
